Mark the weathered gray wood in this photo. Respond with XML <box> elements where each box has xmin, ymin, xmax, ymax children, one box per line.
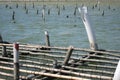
<box><xmin>0</xmin><ymin>71</ymin><xmax>13</xmax><ymax>77</ymax></box>
<box><xmin>2</xmin><ymin>46</ymin><xmax>7</xmax><ymax>57</ymax></box>
<box><xmin>13</xmin><ymin>43</ymin><xmax>19</xmax><ymax>80</ymax></box>
<box><xmin>62</xmin><ymin>65</ymin><xmax>114</xmax><ymax>75</ymax></box>
<box><xmin>45</xmin><ymin>31</ymin><xmax>50</xmax><ymax>47</ymax></box>
<box><xmin>63</xmin><ymin>46</ymin><xmax>73</xmax><ymax>65</ymax></box>
<box><xmin>0</xmin><ymin>34</ymin><xmax>3</xmax><ymax>42</ymax></box>
<box><xmin>20</xmin><ymin>64</ymin><xmax>112</xmax><ymax>80</ymax></box>
<box><xmin>78</xmin><ymin>58</ymin><xmax>118</xmax><ymax>64</ymax></box>
<box><xmin>0</xmin><ymin>43</ymin><xmax>119</xmax><ymax>58</ymax></box>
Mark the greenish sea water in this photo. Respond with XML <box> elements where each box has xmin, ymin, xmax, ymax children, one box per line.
<box><xmin>0</xmin><ymin>1</ymin><xmax>120</xmax><ymax>50</ymax></box>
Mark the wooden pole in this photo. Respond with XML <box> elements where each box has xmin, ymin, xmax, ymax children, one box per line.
<box><xmin>45</xmin><ymin>31</ymin><xmax>50</xmax><ymax>47</ymax></box>
<box><xmin>63</xmin><ymin>46</ymin><xmax>73</xmax><ymax>65</ymax></box>
<box><xmin>78</xmin><ymin>7</ymin><xmax>98</xmax><ymax>50</ymax></box>
<box><xmin>0</xmin><ymin>34</ymin><xmax>7</xmax><ymax>57</ymax></box>
<box><xmin>42</xmin><ymin>8</ymin><xmax>45</xmax><ymax>21</ymax></box>
<box><xmin>13</xmin><ymin>43</ymin><xmax>19</xmax><ymax>80</ymax></box>
<box><xmin>2</xmin><ymin>46</ymin><xmax>7</xmax><ymax>57</ymax></box>
<box><xmin>0</xmin><ymin>34</ymin><xmax>3</xmax><ymax>42</ymax></box>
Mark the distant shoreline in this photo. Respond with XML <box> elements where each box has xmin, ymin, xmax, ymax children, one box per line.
<box><xmin>0</xmin><ymin>0</ymin><xmax>119</xmax><ymax>2</ymax></box>
<box><xmin>0</xmin><ymin>0</ymin><xmax>119</xmax><ymax>5</ymax></box>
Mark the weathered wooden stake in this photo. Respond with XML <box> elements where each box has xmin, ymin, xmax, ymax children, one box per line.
<box><xmin>45</xmin><ymin>31</ymin><xmax>50</xmax><ymax>47</ymax></box>
<box><xmin>26</xmin><ymin>9</ymin><xmax>28</xmax><ymax>14</ymax></box>
<box><xmin>102</xmin><ymin>10</ymin><xmax>104</xmax><ymax>16</ymax></box>
<box><xmin>58</xmin><ymin>7</ymin><xmax>60</xmax><ymax>15</ymax></box>
<box><xmin>13</xmin><ymin>43</ymin><xmax>19</xmax><ymax>80</ymax></box>
<box><xmin>48</xmin><ymin>8</ymin><xmax>50</xmax><ymax>15</ymax></box>
<box><xmin>2</xmin><ymin>46</ymin><xmax>7</xmax><ymax>57</ymax></box>
<box><xmin>74</xmin><ymin>7</ymin><xmax>77</xmax><ymax>16</ymax></box>
<box><xmin>12</xmin><ymin>11</ymin><xmax>15</xmax><ymax>21</ymax></box>
<box><xmin>63</xmin><ymin>5</ymin><xmax>65</xmax><ymax>10</ymax></box>
<box><xmin>32</xmin><ymin>2</ymin><xmax>34</xmax><ymax>8</ymax></box>
<box><xmin>24</xmin><ymin>3</ymin><xmax>26</xmax><ymax>10</ymax></box>
<box><xmin>63</xmin><ymin>46</ymin><xmax>73</xmax><ymax>65</ymax></box>
<box><xmin>0</xmin><ymin>34</ymin><xmax>3</xmax><ymax>42</ymax></box>
<box><xmin>42</xmin><ymin>8</ymin><xmax>45</xmax><ymax>21</ymax></box>
<box><xmin>16</xmin><ymin>3</ymin><xmax>18</xmax><ymax>8</ymax></box>
<box><xmin>37</xmin><ymin>9</ymin><xmax>39</xmax><ymax>14</ymax></box>
<box><xmin>5</xmin><ymin>4</ymin><xmax>8</xmax><ymax>8</ymax></box>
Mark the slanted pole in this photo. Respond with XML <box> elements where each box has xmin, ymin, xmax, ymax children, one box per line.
<box><xmin>113</xmin><ymin>60</ymin><xmax>120</xmax><ymax>80</ymax></box>
<box><xmin>13</xmin><ymin>43</ymin><xmax>19</xmax><ymax>80</ymax></box>
<box><xmin>78</xmin><ymin>6</ymin><xmax>98</xmax><ymax>50</ymax></box>
<box><xmin>63</xmin><ymin>46</ymin><xmax>73</xmax><ymax>65</ymax></box>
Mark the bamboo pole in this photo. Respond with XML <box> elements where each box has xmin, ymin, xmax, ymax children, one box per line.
<box><xmin>0</xmin><ymin>65</ymin><xmax>86</xmax><ymax>80</ymax></box>
<box><xmin>62</xmin><ymin>66</ymin><xmax>113</xmax><ymax>75</ymax></box>
<box><xmin>0</xmin><ymin>71</ymin><xmax>13</xmax><ymax>77</ymax></box>
<box><xmin>74</xmin><ymin>63</ymin><xmax>116</xmax><ymax>69</ymax></box>
<box><xmin>78</xmin><ymin>58</ymin><xmax>118</xmax><ymax>64</ymax></box>
<box><xmin>0</xmin><ymin>43</ymin><xmax>119</xmax><ymax>57</ymax></box>
<box><xmin>89</xmin><ymin>55</ymin><xmax>120</xmax><ymax>60</ymax></box>
<box><xmin>20</xmin><ymin>64</ymin><xmax>112</xmax><ymax>80</ymax></box>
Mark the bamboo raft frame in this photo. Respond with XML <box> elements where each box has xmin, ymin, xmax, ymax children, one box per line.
<box><xmin>0</xmin><ymin>43</ymin><xmax>120</xmax><ymax>80</ymax></box>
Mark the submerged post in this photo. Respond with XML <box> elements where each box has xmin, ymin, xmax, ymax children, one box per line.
<box><xmin>113</xmin><ymin>60</ymin><xmax>120</xmax><ymax>80</ymax></box>
<box><xmin>42</xmin><ymin>8</ymin><xmax>45</xmax><ymax>21</ymax></box>
<box><xmin>0</xmin><ymin>34</ymin><xmax>3</xmax><ymax>42</ymax></box>
<box><xmin>45</xmin><ymin>31</ymin><xmax>50</xmax><ymax>47</ymax></box>
<box><xmin>78</xmin><ymin>6</ymin><xmax>98</xmax><ymax>50</ymax></box>
<box><xmin>13</xmin><ymin>43</ymin><xmax>19</xmax><ymax>80</ymax></box>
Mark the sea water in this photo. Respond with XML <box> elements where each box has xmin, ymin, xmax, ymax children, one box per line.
<box><xmin>0</xmin><ymin>1</ymin><xmax>120</xmax><ymax>50</ymax></box>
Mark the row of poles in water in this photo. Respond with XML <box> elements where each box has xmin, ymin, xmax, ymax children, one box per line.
<box><xmin>4</xmin><ymin>2</ymin><xmax>116</xmax><ymax>23</ymax></box>
<box><xmin>7</xmin><ymin>3</ymin><xmax>71</xmax><ymax>22</ymax></box>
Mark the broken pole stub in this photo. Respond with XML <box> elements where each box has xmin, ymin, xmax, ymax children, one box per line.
<box><xmin>45</xmin><ymin>31</ymin><xmax>50</xmax><ymax>47</ymax></box>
